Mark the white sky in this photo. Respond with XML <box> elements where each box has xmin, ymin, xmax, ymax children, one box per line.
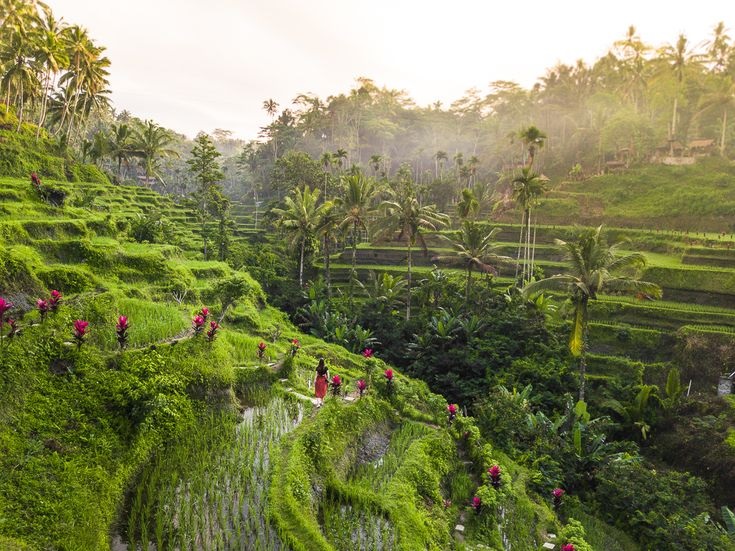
<box><xmin>46</xmin><ymin>0</ymin><xmax>732</xmax><ymax>140</ymax></box>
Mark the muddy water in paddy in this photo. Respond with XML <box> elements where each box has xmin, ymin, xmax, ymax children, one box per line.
<box><xmin>114</xmin><ymin>394</ymin><xmax>302</xmax><ymax>550</ymax></box>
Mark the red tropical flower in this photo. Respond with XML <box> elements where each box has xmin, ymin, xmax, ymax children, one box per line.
<box><xmin>362</xmin><ymin>348</ymin><xmax>374</xmax><ymax>358</ymax></box>
<box><xmin>384</xmin><ymin>369</ymin><xmax>394</xmax><ymax>381</ymax></box>
<box><xmin>330</xmin><ymin>374</ymin><xmax>342</xmax><ymax>396</ymax></box>
<box><xmin>488</xmin><ymin>465</ymin><xmax>502</xmax><ymax>488</ymax></box>
<box><xmin>0</xmin><ymin>297</ymin><xmax>13</xmax><ymax>317</ymax></box>
<box><xmin>116</xmin><ymin>316</ymin><xmax>129</xmax><ymax>349</ymax></box>
<box><xmin>552</xmin><ymin>487</ymin><xmax>565</xmax><ymax>508</ymax></box>
<box><xmin>471</xmin><ymin>496</ymin><xmax>481</xmax><ymax>513</ymax></box>
<box><xmin>49</xmin><ymin>290</ymin><xmax>62</xmax><ymax>312</ymax></box>
<box><xmin>6</xmin><ymin>318</ymin><xmax>19</xmax><ymax>338</ymax></box>
<box><xmin>257</xmin><ymin>341</ymin><xmax>267</xmax><ymax>360</ymax></box>
<box><xmin>562</xmin><ymin>545</ymin><xmax>575</xmax><ymax>551</ymax></box>
<box><xmin>206</xmin><ymin>320</ymin><xmax>219</xmax><ymax>342</ymax></box>
<box><xmin>447</xmin><ymin>404</ymin><xmax>458</xmax><ymax>415</ymax></box>
<box><xmin>356</xmin><ymin>379</ymin><xmax>367</xmax><ymax>396</ymax></box>
<box><xmin>290</xmin><ymin>338</ymin><xmax>300</xmax><ymax>356</ymax></box>
<box><xmin>199</xmin><ymin>307</ymin><xmax>209</xmax><ymax>320</ymax></box>
<box><xmin>192</xmin><ymin>315</ymin><xmax>205</xmax><ymax>335</ymax></box>
<box><xmin>37</xmin><ymin>299</ymin><xmax>49</xmax><ymax>321</ymax></box>
<box><xmin>72</xmin><ymin>319</ymin><xmax>89</xmax><ymax>348</ymax></box>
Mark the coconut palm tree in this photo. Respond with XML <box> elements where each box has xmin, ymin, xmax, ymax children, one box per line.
<box><xmin>0</xmin><ymin>31</ymin><xmax>38</xmax><ymax>129</ymax></box>
<box><xmin>133</xmin><ymin>120</ymin><xmax>179</xmax><ymax>186</ymax></box>
<box><xmin>377</xmin><ymin>183</ymin><xmax>448</xmax><ymax>319</ymax></box>
<box><xmin>335</xmin><ymin>173</ymin><xmax>378</xmax><ymax>301</ymax></box>
<box><xmin>263</xmin><ymin>98</ymin><xmax>279</xmax><ymax>159</ymax></box>
<box><xmin>272</xmin><ymin>186</ymin><xmax>332</xmax><ymax>288</ymax></box>
<box><xmin>697</xmin><ymin>75</ymin><xmax>735</xmax><ymax>156</ymax></box>
<box><xmin>518</xmin><ymin>125</ymin><xmax>547</xmax><ymax>168</ymax></box>
<box><xmin>434</xmin><ymin>221</ymin><xmax>512</xmax><ymax>302</ymax></box>
<box><xmin>706</xmin><ymin>22</ymin><xmax>731</xmax><ymax>74</ymax></box>
<box><xmin>512</xmin><ymin>168</ymin><xmax>548</xmax><ymax>283</ymax></box>
<box><xmin>334</xmin><ymin>148</ymin><xmax>348</xmax><ymax>172</ymax></box>
<box><xmin>108</xmin><ymin>123</ymin><xmax>135</xmax><ymax>177</ymax></box>
<box><xmin>658</xmin><ymin>34</ymin><xmax>703</xmax><ymax>143</ymax></box>
<box><xmin>316</xmin><ymin>202</ymin><xmax>339</xmax><ymax>298</ymax></box>
<box><xmin>33</xmin><ymin>13</ymin><xmax>68</xmax><ymax>138</ymax></box>
<box><xmin>434</xmin><ymin>150</ymin><xmax>447</xmax><ymax>180</ymax></box>
<box><xmin>456</xmin><ymin>188</ymin><xmax>480</xmax><ymax>221</ymax></box>
<box><xmin>523</xmin><ymin>226</ymin><xmax>661</xmax><ymax>401</ymax></box>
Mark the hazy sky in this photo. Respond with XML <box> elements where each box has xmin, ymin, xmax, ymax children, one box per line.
<box><xmin>46</xmin><ymin>0</ymin><xmax>731</xmax><ymax>140</ymax></box>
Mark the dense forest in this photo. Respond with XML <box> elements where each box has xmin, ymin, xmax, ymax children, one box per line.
<box><xmin>2</xmin><ymin>2</ymin><xmax>735</xmax><ymax>550</ymax></box>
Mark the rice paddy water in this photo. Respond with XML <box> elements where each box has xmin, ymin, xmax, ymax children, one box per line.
<box><xmin>117</xmin><ymin>390</ymin><xmax>302</xmax><ymax>550</ymax></box>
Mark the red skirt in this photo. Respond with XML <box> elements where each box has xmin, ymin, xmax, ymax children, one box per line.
<box><xmin>315</xmin><ymin>374</ymin><xmax>328</xmax><ymax>399</ymax></box>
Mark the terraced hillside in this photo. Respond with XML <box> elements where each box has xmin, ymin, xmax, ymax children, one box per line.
<box><xmin>0</xmin><ymin>175</ymin><xmax>611</xmax><ymax>550</ymax></box>
<box><xmin>332</xmin><ymin>220</ymin><xmax>735</xmax><ymax>395</ymax></box>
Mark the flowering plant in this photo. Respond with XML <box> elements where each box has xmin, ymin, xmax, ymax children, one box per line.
<box><xmin>0</xmin><ymin>297</ymin><xmax>12</xmax><ymax>327</ymax></box>
<box><xmin>37</xmin><ymin>299</ymin><xmax>49</xmax><ymax>321</ymax></box>
<box><xmin>257</xmin><ymin>341</ymin><xmax>267</xmax><ymax>361</ymax></box>
<box><xmin>447</xmin><ymin>403</ymin><xmax>458</xmax><ymax>424</ymax></box>
<box><xmin>383</xmin><ymin>368</ymin><xmax>395</xmax><ymax>395</ymax></box>
<box><xmin>199</xmin><ymin>307</ymin><xmax>209</xmax><ymax>320</ymax></box>
<box><xmin>362</xmin><ymin>348</ymin><xmax>374</xmax><ymax>358</ymax></box>
<box><xmin>192</xmin><ymin>315</ymin><xmax>205</xmax><ymax>335</ymax></box>
<box><xmin>552</xmin><ymin>487</ymin><xmax>565</xmax><ymax>509</ymax></box>
<box><xmin>488</xmin><ymin>465</ymin><xmax>501</xmax><ymax>489</ymax></box>
<box><xmin>290</xmin><ymin>338</ymin><xmax>300</xmax><ymax>356</ymax></box>
<box><xmin>116</xmin><ymin>316</ymin><xmax>129</xmax><ymax>349</ymax></box>
<box><xmin>72</xmin><ymin>319</ymin><xmax>89</xmax><ymax>348</ymax></box>
<box><xmin>356</xmin><ymin>379</ymin><xmax>367</xmax><ymax>397</ymax></box>
<box><xmin>330</xmin><ymin>374</ymin><xmax>342</xmax><ymax>396</ymax></box>
<box><xmin>6</xmin><ymin>318</ymin><xmax>19</xmax><ymax>338</ymax></box>
<box><xmin>562</xmin><ymin>545</ymin><xmax>575</xmax><ymax>551</ymax></box>
<box><xmin>207</xmin><ymin>321</ymin><xmax>219</xmax><ymax>342</ymax></box>
<box><xmin>471</xmin><ymin>496</ymin><xmax>481</xmax><ymax>514</ymax></box>
<box><xmin>49</xmin><ymin>290</ymin><xmax>62</xmax><ymax>312</ymax></box>
<box><xmin>30</xmin><ymin>172</ymin><xmax>42</xmax><ymax>192</ymax></box>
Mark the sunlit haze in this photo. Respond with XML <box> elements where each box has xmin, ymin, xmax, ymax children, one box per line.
<box><xmin>46</xmin><ymin>0</ymin><xmax>732</xmax><ymax>140</ymax></box>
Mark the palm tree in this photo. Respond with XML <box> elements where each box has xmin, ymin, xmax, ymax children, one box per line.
<box><xmin>518</xmin><ymin>125</ymin><xmax>547</xmax><ymax>168</ymax></box>
<box><xmin>706</xmin><ymin>22</ymin><xmax>731</xmax><ymax>74</ymax></box>
<box><xmin>377</xmin><ymin>183</ymin><xmax>448</xmax><ymax>319</ymax></box>
<box><xmin>658</xmin><ymin>34</ymin><xmax>702</xmax><ymax>143</ymax></box>
<box><xmin>108</xmin><ymin>123</ymin><xmax>135</xmax><ymax>177</ymax></box>
<box><xmin>369</xmin><ymin>154</ymin><xmax>383</xmax><ymax>177</ymax></box>
<box><xmin>133</xmin><ymin>120</ymin><xmax>179</xmax><ymax>186</ymax></box>
<box><xmin>0</xmin><ymin>31</ymin><xmax>38</xmax><ymax>130</ymax></box>
<box><xmin>316</xmin><ymin>203</ymin><xmax>339</xmax><ymax>298</ymax></box>
<box><xmin>272</xmin><ymin>186</ymin><xmax>332</xmax><ymax>288</ymax></box>
<box><xmin>33</xmin><ymin>13</ymin><xmax>68</xmax><ymax>139</ymax></box>
<box><xmin>698</xmin><ymin>75</ymin><xmax>735</xmax><ymax>156</ymax></box>
<box><xmin>434</xmin><ymin>150</ymin><xmax>447</xmax><ymax>180</ymax></box>
<box><xmin>435</xmin><ymin>221</ymin><xmax>512</xmax><ymax>302</ymax></box>
<box><xmin>456</xmin><ymin>188</ymin><xmax>479</xmax><ymax>221</ymax></box>
<box><xmin>512</xmin><ymin>168</ymin><xmax>548</xmax><ymax>283</ymax></box>
<box><xmin>523</xmin><ymin>226</ymin><xmax>661</xmax><ymax>401</ymax></box>
<box><xmin>335</xmin><ymin>173</ymin><xmax>378</xmax><ymax>301</ymax></box>
<box><xmin>334</xmin><ymin>148</ymin><xmax>348</xmax><ymax>172</ymax></box>
<box><xmin>263</xmin><ymin>98</ymin><xmax>279</xmax><ymax>159</ymax></box>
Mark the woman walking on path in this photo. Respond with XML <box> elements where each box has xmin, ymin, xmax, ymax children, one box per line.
<box><xmin>314</xmin><ymin>358</ymin><xmax>329</xmax><ymax>406</ymax></box>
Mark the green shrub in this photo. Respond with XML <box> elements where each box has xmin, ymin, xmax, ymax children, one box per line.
<box><xmin>37</xmin><ymin>264</ymin><xmax>96</xmax><ymax>293</ymax></box>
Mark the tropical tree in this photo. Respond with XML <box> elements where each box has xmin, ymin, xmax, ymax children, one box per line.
<box><xmin>456</xmin><ymin>188</ymin><xmax>480</xmax><ymax>221</ymax></box>
<box><xmin>33</xmin><ymin>13</ymin><xmax>68</xmax><ymax>138</ymax></box>
<box><xmin>335</xmin><ymin>173</ymin><xmax>378</xmax><ymax>301</ymax></box>
<box><xmin>518</xmin><ymin>125</ymin><xmax>547</xmax><ymax>168</ymax></box>
<box><xmin>272</xmin><ymin>186</ymin><xmax>332</xmax><ymax>287</ymax></box>
<box><xmin>512</xmin><ymin>168</ymin><xmax>548</xmax><ymax>283</ymax></box>
<box><xmin>697</xmin><ymin>75</ymin><xmax>735</xmax><ymax>156</ymax></box>
<box><xmin>187</xmin><ymin>133</ymin><xmax>225</xmax><ymax>259</ymax></box>
<box><xmin>658</xmin><ymin>34</ymin><xmax>702</xmax><ymax>142</ymax></box>
<box><xmin>133</xmin><ymin>120</ymin><xmax>179</xmax><ymax>185</ymax></box>
<box><xmin>435</xmin><ymin>221</ymin><xmax>511</xmax><ymax>302</ymax></box>
<box><xmin>377</xmin><ymin>179</ymin><xmax>448</xmax><ymax>319</ymax></box>
<box><xmin>107</xmin><ymin>123</ymin><xmax>135</xmax><ymax>177</ymax></box>
<box><xmin>522</xmin><ymin>226</ymin><xmax>662</xmax><ymax>401</ymax></box>
<box><xmin>434</xmin><ymin>150</ymin><xmax>447</xmax><ymax>179</ymax></box>
<box><xmin>316</xmin><ymin>202</ymin><xmax>339</xmax><ymax>298</ymax></box>
<box><xmin>263</xmin><ymin>98</ymin><xmax>279</xmax><ymax>159</ymax></box>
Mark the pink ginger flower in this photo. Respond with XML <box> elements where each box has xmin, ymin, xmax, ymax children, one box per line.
<box><xmin>488</xmin><ymin>465</ymin><xmax>502</xmax><ymax>488</ymax></box>
<box><xmin>37</xmin><ymin>299</ymin><xmax>49</xmax><ymax>320</ymax></box>
<box><xmin>49</xmin><ymin>290</ymin><xmax>62</xmax><ymax>312</ymax></box>
<box><xmin>384</xmin><ymin>369</ymin><xmax>394</xmax><ymax>381</ymax></box>
<box><xmin>116</xmin><ymin>316</ymin><xmax>129</xmax><ymax>349</ymax></box>
<box><xmin>362</xmin><ymin>348</ymin><xmax>374</xmax><ymax>358</ymax></box>
<box><xmin>356</xmin><ymin>379</ymin><xmax>367</xmax><ymax>396</ymax></box>
<box><xmin>471</xmin><ymin>496</ymin><xmax>481</xmax><ymax>513</ymax></box>
<box><xmin>207</xmin><ymin>320</ymin><xmax>219</xmax><ymax>342</ymax></box>
<box><xmin>199</xmin><ymin>307</ymin><xmax>209</xmax><ymax>320</ymax></box>
<box><xmin>72</xmin><ymin>319</ymin><xmax>89</xmax><ymax>348</ymax></box>
<box><xmin>0</xmin><ymin>296</ymin><xmax>13</xmax><ymax>317</ymax></box>
<box><xmin>192</xmin><ymin>315</ymin><xmax>205</xmax><ymax>334</ymax></box>
<box><xmin>562</xmin><ymin>545</ymin><xmax>575</xmax><ymax>551</ymax></box>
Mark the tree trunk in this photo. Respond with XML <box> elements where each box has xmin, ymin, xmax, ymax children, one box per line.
<box><xmin>466</xmin><ymin>263</ymin><xmax>473</xmax><ymax>303</ymax></box>
<box><xmin>36</xmin><ymin>69</ymin><xmax>52</xmax><ymax>140</ymax></box>
<box><xmin>514</xmin><ymin>210</ymin><xmax>526</xmax><ymax>283</ymax></box>
<box><xmin>349</xmin><ymin>221</ymin><xmax>358</xmax><ymax>301</ymax></box>
<box><xmin>530</xmin><ymin>213</ymin><xmax>538</xmax><ymax>281</ymax></box>
<box><xmin>324</xmin><ymin>234</ymin><xmax>331</xmax><ymax>299</ymax></box>
<box><xmin>721</xmin><ymin>108</ymin><xmax>728</xmax><ymax>156</ymax></box>
<box><xmin>670</xmin><ymin>95</ymin><xmax>679</xmax><ymax>145</ymax></box>
<box><xmin>578</xmin><ymin>298</ymin><xmax>589</xmax><ymax>402</ymax></box>
<box><xmin>406</xmin><ymin>241</ymin><xmax>412</xmax><ymax>320</ymax></box>
<box><xmin>299</xmin><ymin>238</ymin><xmax>305</xmax><ymax>287</ymax></box>
<box><xmin>525</xmin><ymin>207</ymin><xmax>531</xmax><ymax>283</ymax></box>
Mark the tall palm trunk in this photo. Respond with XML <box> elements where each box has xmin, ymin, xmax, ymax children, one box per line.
<box><xmin>323</xmin><ymin>234</ymin><xmax>331</xmax><ymax>299</ymax></box>
<box><xmin>577</xmin><ymin>297</ymin><xmax>590</xmax><ymax>402</ymax></box>
<box><xmin>721</xmin><ymin>109</ymin><xmax>728</xmax><ymax>156</ymax></box>
<box><xmin>514</xmin><ymin>210</ymin><xmax>526</xmax><ymax>282</ymax></box>
<box><xmin>406</xmin><ymin>241</ymin><xmax>412</xmax><ymax>320</ymax></box>
<box><xmin>299</xmin><ymin>238</ymin><xmax>305</xmax><ymax>287</ymax></box>
<box><xmin>530</xmin><ymin>213</ymin><xmax>538</xmax><ymax>281</ymax></box>
<box><xmin>466</xmin><ymin>263</ymin><xmax>473</xmax><ymax>303</ymax></box>
<box><xmin>525</xmin><ymin>207</ymin><xmax>532</xmax><ymax>283</ymax></box>
<box><xmin>36</xmin><ymin>68</ymin><xmax>52</xmax><ymax>140</ymax></box>
<box><xmin>349</xmin><ymin>221</ymin><xmax>358</xmax><ymax>301</ymax></box>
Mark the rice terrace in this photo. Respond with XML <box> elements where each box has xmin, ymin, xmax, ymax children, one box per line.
<box><xmin>2</xmin><ymin>1</ymin><xmax>735</xmax><ymax>550</ymax></box>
